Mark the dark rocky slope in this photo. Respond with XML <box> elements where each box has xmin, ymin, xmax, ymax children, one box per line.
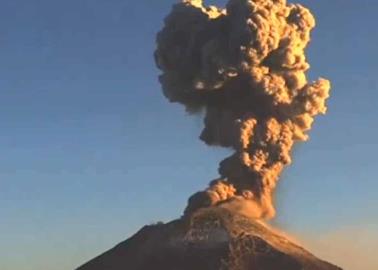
<box><xmin>76</xmin><ymin>208</ymin><xmax>342</xmax><ymax>270</ymax></box>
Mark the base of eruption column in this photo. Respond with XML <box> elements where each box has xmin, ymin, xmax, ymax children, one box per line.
<box><xmin>76</xmin><ymin>207</ymin><xmax>342</xmax><ymax>270</ymax></box>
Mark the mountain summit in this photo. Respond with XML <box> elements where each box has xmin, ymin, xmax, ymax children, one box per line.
<box><xmin>76</xmin><ymin>208</ymin><xmax>342</xmax><ymax>270</ymax></box>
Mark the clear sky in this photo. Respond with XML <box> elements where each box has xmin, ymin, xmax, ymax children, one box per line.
<box><xmin>0</xmin><ymin>1</ymin><xmax>377</xmax><ymax>270</ymax></box>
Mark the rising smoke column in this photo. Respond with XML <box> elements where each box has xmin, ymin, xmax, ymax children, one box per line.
<box><xmin>155</xmin><ymin>0</ymin><xmax>330</xmax><ymax>219</ymax></box>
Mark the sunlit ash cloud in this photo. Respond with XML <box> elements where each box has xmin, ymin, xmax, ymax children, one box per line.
<box><xmin>155</xmin><ymin>0</ymin><xmax>330</xmax><ymax>219</ymax></box>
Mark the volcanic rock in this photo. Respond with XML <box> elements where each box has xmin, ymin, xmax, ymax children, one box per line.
<box><xmin>76</xmin><ymin>208</ymin><xmax>342</xmax><ymax>270</ymax></box>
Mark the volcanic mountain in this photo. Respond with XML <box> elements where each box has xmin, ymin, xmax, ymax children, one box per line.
<box><xmin>76</xmin><ymin>207</ymin><xmax>342</xmax><ymax>270</ymax></box>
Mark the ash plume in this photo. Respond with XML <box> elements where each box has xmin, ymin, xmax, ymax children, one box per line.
<box><xmin>155</xmin><ymin>0</ymin><xmax>330</xmax><ymax>219</ymax></box>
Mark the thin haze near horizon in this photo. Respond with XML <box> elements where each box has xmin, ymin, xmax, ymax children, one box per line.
<box><xmin>0</xmin><ymin>1</ymin><xmax>377</xmax><ymax>270</ymax></box>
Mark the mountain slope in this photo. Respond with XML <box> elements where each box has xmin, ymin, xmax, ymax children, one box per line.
<box><xmin>76</xmin><ymin>208</ymin><xmax>342</xmax><ymax>270</ymax></box>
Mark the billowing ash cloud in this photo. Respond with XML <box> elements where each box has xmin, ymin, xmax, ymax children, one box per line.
<box><xmin>155</xmin><ymin>0</ymin><xmax>330</xmax><ymax>219</ymax></box>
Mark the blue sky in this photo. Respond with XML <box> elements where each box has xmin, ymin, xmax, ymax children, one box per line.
<box><xmin>0</xmin><ymin>1</ymin><xmax>377</xmax><ymax>270</ymax></box>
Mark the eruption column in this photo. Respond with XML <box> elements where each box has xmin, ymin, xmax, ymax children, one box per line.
<box><xmin>155</xmin><ymin>0</ymin><xmax>330</xmax><ymax>219</ymax></box>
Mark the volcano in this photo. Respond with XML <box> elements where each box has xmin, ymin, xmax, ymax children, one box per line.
<box><xmin>76</xmin><ymin>208</ymin><xmax>342</xmax><ymax>270</ymax></box>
